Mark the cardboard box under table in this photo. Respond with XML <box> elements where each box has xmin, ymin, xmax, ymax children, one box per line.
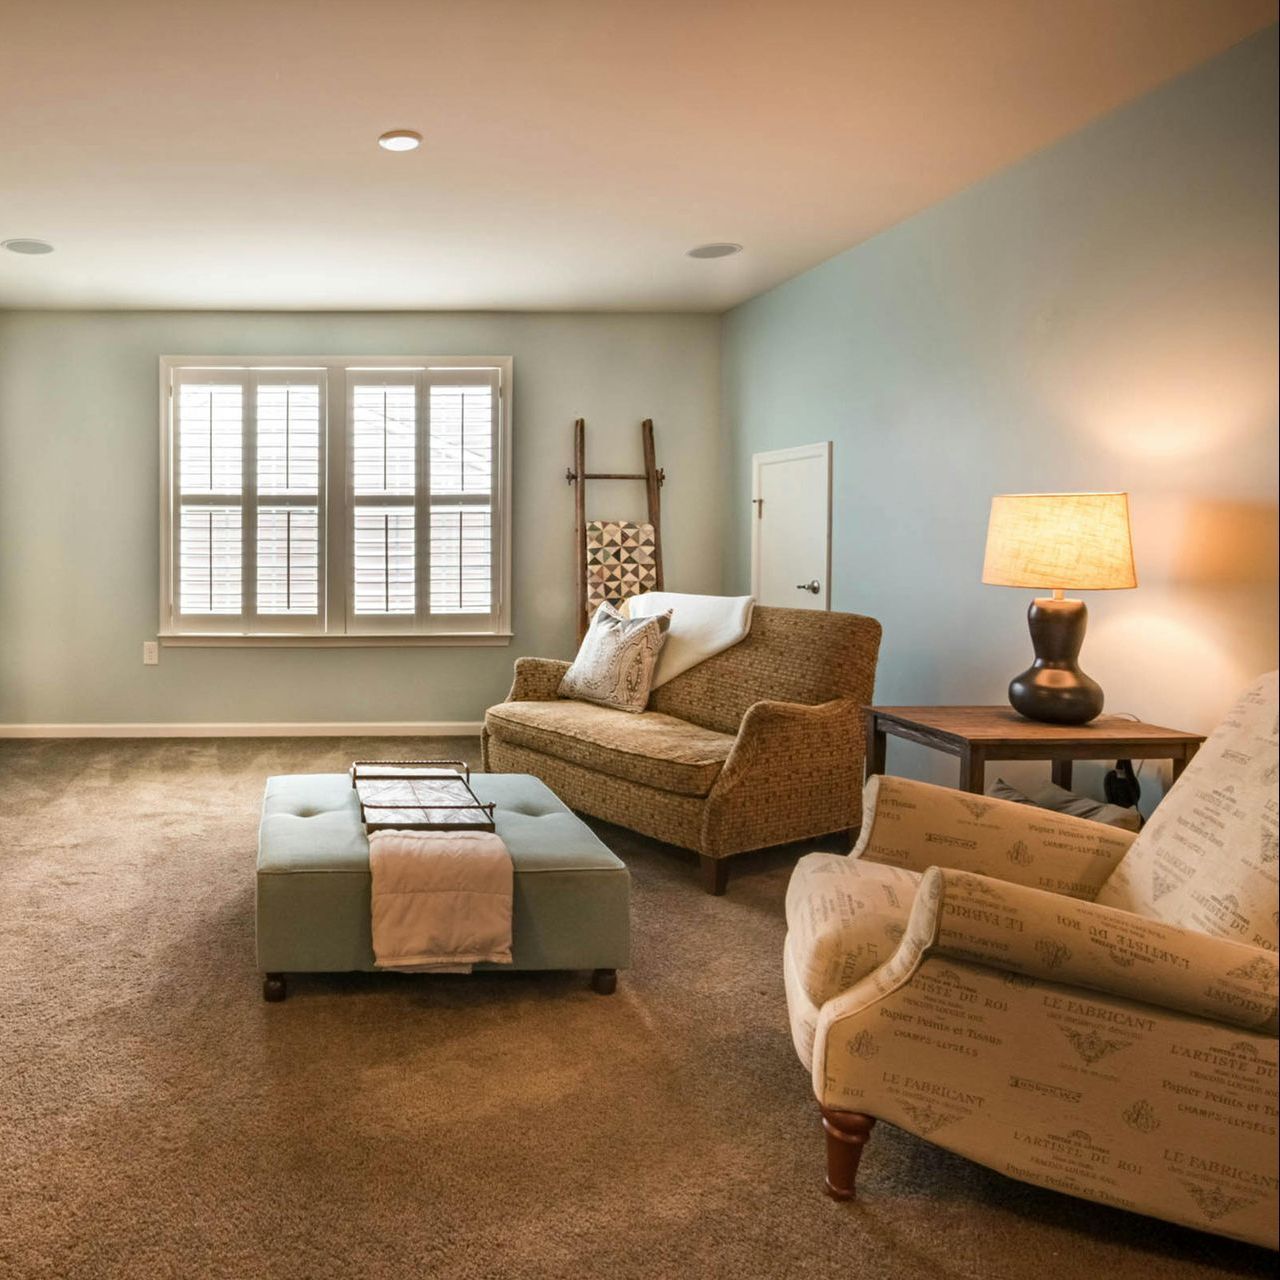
<box><xmin>256</xmin><ymin>772</ymin><xmax>630</xmax><ymax>1000</ymax></box>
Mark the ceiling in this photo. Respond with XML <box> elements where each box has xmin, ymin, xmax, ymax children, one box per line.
<box><xmin>1</xmin><ymin>0</ymin><xmax>1274</xmax><ymax>312</ymax></box>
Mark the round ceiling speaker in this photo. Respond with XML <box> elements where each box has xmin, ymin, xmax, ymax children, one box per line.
<box><xmin>686</xmin><ymin>242</ymin><xmax>743</xmax><ymax>259</ymax></box>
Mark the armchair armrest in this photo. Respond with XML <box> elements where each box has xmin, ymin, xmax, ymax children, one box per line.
<box><xmin>830</xmin><ymin>866</ymin><xmax>1278</xmax><ymax>1034</ymax></box>
<box><xmin>505</xmin><ymin>657</ymin><xmax>571</xmax><ymax>702</ymax></box>
<box><xmin>853</xmin><ymin>774</ymin><xmax>1136</xmax><ymax>900</ymax></box>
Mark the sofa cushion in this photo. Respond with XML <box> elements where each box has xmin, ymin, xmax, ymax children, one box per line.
<box><xmin>784</xmin><ymin>851</ymin><xmax>920</xmax><ymax>1009</ymax></box>
<box><xmin>1096</xmin><ymin>671</ymin><xmax>1279</xmax><ymax>952</ymax></box>
<box><xmin>485</xmin><ymin>699</ymin><xmax>734</xmax><ymax>797</ymax></box>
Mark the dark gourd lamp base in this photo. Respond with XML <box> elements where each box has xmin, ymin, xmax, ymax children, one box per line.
<box><xmin>1008</xmin><ymin>597</ymin><xmax>1104</xmax><ymax>726</ymax></box>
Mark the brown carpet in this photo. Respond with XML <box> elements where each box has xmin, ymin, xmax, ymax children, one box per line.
<box><xmin>0</xmin><ymin>737</ymin><xmax>1272</xmax><ymax>1280</ymax></box>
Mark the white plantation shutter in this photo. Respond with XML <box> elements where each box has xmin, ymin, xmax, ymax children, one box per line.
<box><xmin>251</xmin><ymin>377</ymin><xmax>324</xmax><ymax>624</ymax></box>
<box><xmin>179</xmin><ymin>506</ymin><xmax>242</xmax><ymax>613</ymax></box>
<box><xmin>348</xmin><ymin>380</ymin><xmax>418</xmax><ymax>628</ymax></box>
<box><xmin>430</xmin><ymin>506</ymin><xmax>491</xmax><ymax>612</ymax></box>
<box><xmin>163</xmin><ymin>357</ymin><xmax>507</xmax><ymax>639</ymax></box>
<box><xmin>178</xmin><ymin>381</ymin><xmax>243</xmax><ymax>495</ymax></box>
<box><xmin>257</xmin><ymin>382</ymin><xmax>321</xmax><ymax>495</ymax></box>
<box><xmin>345</xmin><ymin>368</ymin><xmax>501</xmax><ymax>632</ymax></box>
<box><xmin>427</xmin><ymin>378</ymin><xmax>497</xmax><ymax>619</ymax></box>
<box><xmin>429</xmin><ymin>383</ymin><xmax>492</xmax><ymax>496</ymax></box>
<box><xmin>353</xmin><ymin>508</ymin><xmax>417</xmax><ymax>614</ymax></box>
<box><xmin>168</xmin><ymin>368</ymin><xmax>326</xmax><ymax>633</ymax></box>
<box><xmin>174</xmin><ymin>374</ymin><xmax>246</xmax><ymax>623</ymax></box>
<box><xmin>257</xmin><ymin>507</ymin><xmax>320</xmax><ymax>614</ymax></box>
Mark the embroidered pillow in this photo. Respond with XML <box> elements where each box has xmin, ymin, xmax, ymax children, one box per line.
<box><xmin>558</xmin><ymin>603</ymin><xmax>672</xmax><ymax>712</ymax></box>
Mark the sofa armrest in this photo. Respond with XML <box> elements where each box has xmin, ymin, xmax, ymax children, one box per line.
<box><xmin>853</xmin><ymin>774</ymin><xmax>1136</xmax><ymax>900</ymax></box>
<box><xmin>821</xmin><ymin>866</ymin><xmax>1278</xmax><ymax>1035</ymax></box>
<box><xmin>717</xmin><ymin>698</ymin><xmax>859</xmax><ymax>796</ymax></box>
<box><xmin>700</xmin><ymin>699</ymin><xmax>863</xmax><ymax>856</ymax></box>
<box><xmin>505</xmin><ymin>657</ymin><xmax>571</xmax><ymax>702</ymax></box>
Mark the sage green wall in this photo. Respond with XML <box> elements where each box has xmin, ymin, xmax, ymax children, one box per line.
<box><xmin>0</xmin><ymin>311</ymin><xmax>721</xmax><ymax>724</ymax></box>
<box><xmin>721</xmin><ymin>30</ymin><xmax>1278</xmax><ymax>796</ymax></box>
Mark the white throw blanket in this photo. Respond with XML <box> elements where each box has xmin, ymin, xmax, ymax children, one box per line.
<box><xmin>623</xmin><ymin>592</ymin><xmax>755</xmax><ymax>688</ymax></box>
<box><xmin>368</xmin><ymin>830</ymin><xmax>513</xmax><ymax>972</ymax></box>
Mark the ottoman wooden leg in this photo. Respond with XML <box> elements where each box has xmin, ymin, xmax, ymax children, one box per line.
<box><xmin>591</xmin><ymin>968</ymin><xmax>617</xmax><ymax>995</ymax></box>
<box><xmin>263</xmin><ymin>973</ymin><xmax>287</xmax><ymax>1003</ymax></box>
<box><xmin>820</xmin><ymin>1107</ymin><xmax>875</xmax><ymax>1200</ymax></box>
<box><xmin>700</xmin><ymin>854</ymin><xmax>729</xmax><ymax>896</ymax></box>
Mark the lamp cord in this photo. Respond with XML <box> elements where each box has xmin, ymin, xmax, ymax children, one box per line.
<box><xmin>1105</xmin><ymin>712</ymin><xmax>1146</xmax><ymax>827</ymax></box>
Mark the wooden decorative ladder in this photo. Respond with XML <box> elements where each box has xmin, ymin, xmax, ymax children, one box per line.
<box><xmin>566</xmin><ymin>418</ymin><xmax>665</xmax><ymax>641</ymax></box>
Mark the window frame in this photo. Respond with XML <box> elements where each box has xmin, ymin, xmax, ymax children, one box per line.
<box><xmin>158</xmin><ymin>355</ymin><xmax>513</xmax><ymax>646</ymax></box>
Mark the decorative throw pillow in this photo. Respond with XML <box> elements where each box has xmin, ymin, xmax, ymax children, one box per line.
<box><xmin>558</xmin><ymin>603</ymin><xmax>672</xmax><ymax>713</ymax></box>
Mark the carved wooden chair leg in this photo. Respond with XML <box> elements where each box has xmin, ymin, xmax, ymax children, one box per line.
<box><xmin>700</xmin><ymin>854</ymin><xmax>729</xmax><ymax>896</ymax></box>
<box><xmin>820</xmin><ymin>1107</ymin><xmax>875</xmax><ymax>1199</ymax></box>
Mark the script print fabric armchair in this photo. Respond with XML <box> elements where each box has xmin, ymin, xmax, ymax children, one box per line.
<box><xmin>784</xmin><ymin>673</ymin><xmax>1279</xmax><ymax>1248</ymax></box>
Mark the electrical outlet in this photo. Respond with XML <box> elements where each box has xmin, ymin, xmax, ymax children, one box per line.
<box><xmin>142</xmin><ymin>641</ymin><xmax>160</xmax><ymax>666</ymax></box>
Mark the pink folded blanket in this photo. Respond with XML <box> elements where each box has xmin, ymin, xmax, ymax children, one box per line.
<box><xmin>368</xmin><ymin>829</ymin><xmax>513</xmax><ymax>971</ymax></box>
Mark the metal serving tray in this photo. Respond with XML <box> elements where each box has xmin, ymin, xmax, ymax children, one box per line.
<box><xmin>350</xmin><ymin>760</ymin><xmax>497</xmax><ymax>834</ymax></box>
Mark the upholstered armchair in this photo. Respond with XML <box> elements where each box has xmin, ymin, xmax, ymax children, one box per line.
<box><xmin>784</xmin><ymin>673</ymin><xmax>1279</xmax><ymax>1248</ymax></box>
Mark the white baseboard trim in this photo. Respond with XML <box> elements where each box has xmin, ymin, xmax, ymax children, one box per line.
<box><xmin>0</xmin><ymin>721</ymin><xmax>484</xmax><ymax>739</ymax></box>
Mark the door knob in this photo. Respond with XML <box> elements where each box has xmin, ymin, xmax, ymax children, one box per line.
<box><xmin>796</xmin><ymin>580</ymin><xmax>821</xmax><ymax>594</ymax></box>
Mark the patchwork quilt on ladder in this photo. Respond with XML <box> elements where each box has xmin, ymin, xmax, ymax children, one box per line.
<box><xmin>585</xmin><ymin>520</ymin><xmax>658</xmax><ymax>620</ymax></box>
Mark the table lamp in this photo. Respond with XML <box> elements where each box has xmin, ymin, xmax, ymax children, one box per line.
<box><xmin>982</xmin><ymin>492</ymin><xmax>1136</xmax><ymax>725</ymax></box>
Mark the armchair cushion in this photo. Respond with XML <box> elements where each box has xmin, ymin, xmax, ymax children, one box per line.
<box><xmin>483</xmin><ymin>699</ymin><xmax>734</xmax><ymax>798</ymax></box>
<box><xmin>1096</xmin><ymin>671</ymin><xmax>1279</xmax><ymax>952</ymax></box>
<box><xmin>853</xmin><ymin>774</ymin><xmax>1136</xmax><ymax>899</ymax></box>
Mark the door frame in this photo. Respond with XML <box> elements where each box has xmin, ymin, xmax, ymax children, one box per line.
<box><xmin>750</xmin><ymin>441</ymin><xmax>832</xmax><ymax>610</ymax></box>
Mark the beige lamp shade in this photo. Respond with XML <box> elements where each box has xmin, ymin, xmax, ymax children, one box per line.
<box><xmin>982</xmin><ymin>492</ymin><xmax>1137</xmax><ymax>591</ymax></box>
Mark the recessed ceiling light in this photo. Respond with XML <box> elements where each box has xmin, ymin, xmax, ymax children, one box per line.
<box><xmin>378</xmin><ymin>130</ymin><xmax>422</xmax><ymax>152</ymax></box>
<box><xmin>686</xmin><ymin>242</ymin><xmax>742</xmax><ymax>259</ymax></box>
<box><xmin>2</xmin><ymin>238</ymin><xmax>55</xmax><ymax>255</ymax></box>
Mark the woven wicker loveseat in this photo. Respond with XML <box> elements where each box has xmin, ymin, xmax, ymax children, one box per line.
<box><xmin>482</xmin><ymin>606</ymin><xmax>882</xmax><ymax>894</ymax></box>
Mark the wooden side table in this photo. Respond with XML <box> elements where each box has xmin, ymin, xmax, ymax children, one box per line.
<box><xmin>865</xmin><ymin>706</ymin><xmax>1204</xmax><ymax>795</ymax></box>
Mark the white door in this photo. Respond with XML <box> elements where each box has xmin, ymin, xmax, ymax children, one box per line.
<box><xmin>750</xmin><ymin>442</ymin><xmax>832</xmax><ymax>609</ymax></box>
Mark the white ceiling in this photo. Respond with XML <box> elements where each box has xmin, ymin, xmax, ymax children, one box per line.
<box><xmin>0</xmin><ymin>0</ymin><xmax>1274</xmax><ymax>312</ymax></box>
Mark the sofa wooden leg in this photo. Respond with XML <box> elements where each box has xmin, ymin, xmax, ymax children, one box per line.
<box><xmin>700</xmin><ymin>855</ymin><xmax>729</xmax><ymax>896</ymax></box>
<box><xmin>263</xmin><ymin>974</ymin><xmax>287</xmax><ymax>1003</ymax></box>
<box><xmin>820</xmin><ymin>1107</ymin><xmax>875</xmax><ymax>1200</ymax></box>
<box><xmin>590</xmin><ymin>968</ymin><xmax>617</xmax><ymax>995</ymax></box>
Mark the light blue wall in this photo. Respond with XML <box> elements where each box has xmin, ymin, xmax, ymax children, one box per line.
<box><xmin>3</xmin><ymin>31</ymin><xmax>1276</xmax><ymax>750</ymax></box>
<box><xmin>721</xmin><ymin>30</ymin><xmax>1279</xmax><ymax>797</ymax></box>
<box><xmin>0</xmin><ymin>311</ymin><xmax>721</xmax><ymax>724</ymax></box>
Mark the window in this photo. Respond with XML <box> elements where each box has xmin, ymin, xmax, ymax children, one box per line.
<box><xmin>159</xmin><ymin>357</ymin><xmax>511</xmax><ymax>642</ymax></box>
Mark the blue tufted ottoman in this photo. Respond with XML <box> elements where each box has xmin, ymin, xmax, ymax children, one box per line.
<box><xmin>256</xmin><ymin>772</ymin><xmax>630</xmax><ymax>1001</ymax></box>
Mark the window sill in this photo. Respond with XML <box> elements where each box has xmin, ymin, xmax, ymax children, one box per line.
<box><xmin>159</xmin><ymin>633</ymin><xmax>513</xmax><ymax>648</ymax></box>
